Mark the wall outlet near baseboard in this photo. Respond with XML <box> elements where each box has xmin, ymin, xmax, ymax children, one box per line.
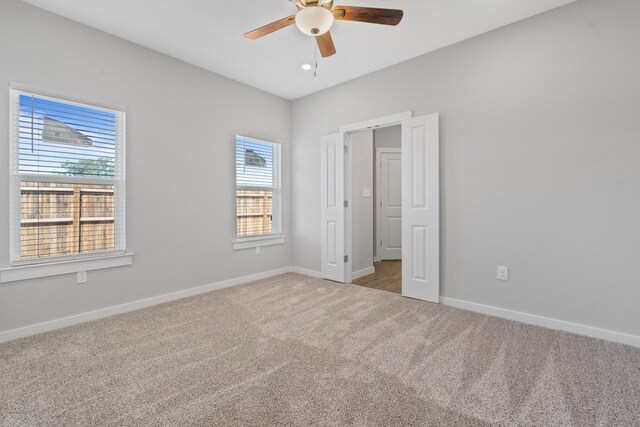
<box><xmin>497</xmin><ymin>266</ymin><xmax>509</xmax><ymax>281</ymax></box>
<box><xmin>77</xmin><ymin>271</ymin><xmax>87</xmax><ymax>284</ymax></box>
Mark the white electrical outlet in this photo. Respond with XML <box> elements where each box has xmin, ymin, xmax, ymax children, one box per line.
<box><xmin>77</xmin><ymin>271</ymin><xmax>87</xmax><ymax>284</ymax></box>
<box><xmin>497</xmin><ymin>266</ymin><xmax>509</xmax><ymax>281</ymax></box>
<box><xmin>255</xmin><ymin>246</ymin><xmax>260</xmax><ymax>255</ymax></box>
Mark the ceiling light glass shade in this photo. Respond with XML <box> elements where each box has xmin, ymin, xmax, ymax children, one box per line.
<box><xmin>295</xmin><ymin>6</ymin><xmax>334</xmax><ymax>36</ymax></box>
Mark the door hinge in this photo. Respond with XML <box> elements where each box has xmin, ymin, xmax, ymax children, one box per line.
<box><xmin>344</xmin><ymin>255</ymin><xmax>349</xmax><ymax>263</ymax></box>
<box><xmin>380</xmin><ymin>240</ymin><xmax>383</xmax><ymax>246</ymax></box>
<box><xmin>344</xmin><ymin>200</ymin><xmax>348</xmax><ymax>208</ymax></box>
<box><xmin>344</xmin><ymin>145</ymin><xmax>348</xmax><ymax>154</ymax></box>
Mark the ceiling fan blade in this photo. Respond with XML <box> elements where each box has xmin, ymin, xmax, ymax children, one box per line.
<box><xmin>316</xmin><ymin>31</ymin><xmax>336</xmax><ymax>58</ymax></box>
<box><xmin>243</xmin><ymin>15</ymin><xmax>296</xmax><ymax>40</ymax></box>
<box><xmin>332</xmin><ymin>6</ymin><xmax>403</xmax><ymax>26</ymax></box>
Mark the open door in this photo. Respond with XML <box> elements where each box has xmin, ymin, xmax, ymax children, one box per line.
<box><xmin>320</xmin><ymin>133</ymin><xmax>345</xmax><ymax>282</ymax></box>
<box><xmin>402</xmin><ymin>114</ymin><xmax>439</xmax><ymax>302</ymax></box>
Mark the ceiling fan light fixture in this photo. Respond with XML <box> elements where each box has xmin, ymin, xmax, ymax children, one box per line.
<box><xmin>295</xmin><ymin>6</ymin><xmax>334</xmax><ymax>36</ymax></box>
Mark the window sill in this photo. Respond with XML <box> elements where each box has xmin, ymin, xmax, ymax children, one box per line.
<box><xmin>0</xmin><ymin>253</ymin><xmax>134</xmax><ymax>283</ymax></box>
<box><xmin>233</xmin><ymin>235</ymin><xmax>285</xmax><ymax>250</ymax></box>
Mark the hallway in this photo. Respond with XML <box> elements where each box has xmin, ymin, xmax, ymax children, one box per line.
<box><xmin>352</xmin><ymin>260</ymin><xmax>401</xmax><ymax>294</ymax></box>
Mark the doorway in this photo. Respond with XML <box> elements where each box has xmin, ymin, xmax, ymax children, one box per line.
<box><xmin>347</xmin><ymin>126</ymin><xmax>403</xmax><ymax>294</ymax></box>
<box><xmin>320</xmin><ymin>112</ymin><xmax>440</xmax><ymax>303</ymax></box>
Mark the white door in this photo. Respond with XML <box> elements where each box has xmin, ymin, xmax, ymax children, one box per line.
<box><xmin>378</xmin><ymin>150</ymin><xmax>402</xmax><ymax>260</ymax></box>
<box><xmin>402</xmin><ymin>114</ymin><xmax>439</xmax><ymax>302</ymax></box>
<box><xmin>320</xmin><ymin>133</ymin><xmax>345</xmax><ymax>282</ymax></box>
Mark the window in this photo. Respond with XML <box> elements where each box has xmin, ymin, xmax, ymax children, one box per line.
<box><xmin>235</xmin><ymin>135</ymin><xmax>282</xmax><ymax>242</ymax></box>
<box><xmin>9</xmin><ymin>88</ymin><xmax>126</xmax><ymax>265</ymax></box>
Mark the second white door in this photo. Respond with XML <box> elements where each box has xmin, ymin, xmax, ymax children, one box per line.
<box><xmin>377</xmin><ymin>149</ymin><xmax>402</xmax><ymax>260</ymax></box>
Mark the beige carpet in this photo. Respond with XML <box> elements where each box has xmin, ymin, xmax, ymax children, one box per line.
<box><xmin>1</xmin><ymin>274</ymin><xmax>639</xmax><ymax>426</ymax></box>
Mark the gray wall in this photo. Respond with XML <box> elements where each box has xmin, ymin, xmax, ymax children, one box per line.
<box><xmin>292</xmin><ymin>0</ymin><xmax>640</xmax><ymax>335</ymax></box>
<box><xmin>2</xmin><ymin>0</ymin><xmax>639</xmax><ymax>339</ymax></box>
<box><xmin>349</xmin><ymin>130</ymin><xmax>374</xmax><ymax>274</ymax></box>
<box><xmin>0</xmin><ymin>0</ymin><xmax>291</xmax><ymax>333</ymax></box>
<box><xmin>374</xmin><ymin>126</ymin><xmax>401</xmax><ymax>149</ymax></box>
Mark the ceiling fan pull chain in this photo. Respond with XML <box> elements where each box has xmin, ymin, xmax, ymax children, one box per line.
<box><xmin>314</xmin><ymin>43</ymin><xmax>318</xmax><ymax>78</ymax></box>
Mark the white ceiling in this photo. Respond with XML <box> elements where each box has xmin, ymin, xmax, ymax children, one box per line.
<box><xmin>21</xmin><ymin>0</ymin><xmax>576</xmax><ymax>100</ymax></box>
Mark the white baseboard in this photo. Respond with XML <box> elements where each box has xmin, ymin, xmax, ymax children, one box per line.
<box><xmin>352</xmin><ymin>266</ymin><xmax>375</xmax><ymax>280</ymax></box>
<box><xmin>7</xmin><ymin>267</ymin><xmax>636</xmax><ymax>349</ymax></box>
<box><xmin>441</xmin><ymin>297</ymin><xmax>640</xmax><ymax>349</ymax></box>
<box><xmin>289</xmin><ymin>266</ymin><xmax>322</xmax><ymax>278</ymax></box>
<box><xmin>0</xmin><ymin>266</ymin><xmax>292</xmax><ymax>344</ymax></box>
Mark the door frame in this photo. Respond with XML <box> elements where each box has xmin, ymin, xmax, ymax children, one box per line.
<box><xmin>376</xmin><ymin>147</ymin><xmax>402</xmax><ymax>262</ymax></box>
<box><xmin>324</xmin><ymin>111</ymin><xmax>439</xmax><ymax>301</ymax></box>
<box><xmin>332</xmin><ymin>111</ymin><xmax>440</xmax><ymax>303</ymax></box>
<box><xmin>341</xmin><ymin>113</ymin><xmax>410</xmax><ymax>284</ymax></box>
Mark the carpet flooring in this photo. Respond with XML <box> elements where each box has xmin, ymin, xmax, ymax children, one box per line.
<box><xmin>1</xmin><ymin>273</ymin><xmax>639</xmax><ymax>426</ymax></box>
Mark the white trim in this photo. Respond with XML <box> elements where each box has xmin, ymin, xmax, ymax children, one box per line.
<box><xmin>344</xmin><ymin>135</ymin><xmax>352</xmax><ymax>284</ymax></box>
<box><xmin>9</xmin><ymin>82</ymin><xmax>126</xmax><ymax>112</ymax></box>
<box><xmin>235</xmin><ymin>133</ymin><xmax>281</xmax><ymax>146</ymax></box>
<box><xmin>337</xmin><ymin>111</ymin><xmax>416</xmax><ymax>299</ymax></box>
<box><xmin>9</xmin><ymin>89</ymin><xmax>19</xmax><ymax>262</ymax></box>
<box><xmin>4</xmin><ymin>268</ymin><xmax>635</xmax><ymax>349</ymax></box>
<box><xmin>441</xmin><ymin>297</ymin><xmax>640</xmax><ymax>349</ymax></box>
<box><xmin>0</xmin><ymin>266</ymin><xmax>291</xmax><ymax>343</ymax></box>
<box><xmin>1</xmin><ymin>253</ymin><xmax>134</xmax><ymax>283</ymax></box>
<box><xmin>114</xmin><ymin>108</ymin><xmax>126</xmax><ymax>253</ymax></box>
<box><xmin>233</xmin><ymin>235</ymin><xmax>285</xmax><ymax>250</ymax></box>
<box><xmin>289</xmin><ymin>266</ymin><xmax>323</xmax><ymax>278</ymax></box>
<box><xmin>14</xmin><ymin>174</ymin><xmax>120</xmax><ymax>186</ymax></box>
<box><xmin>351</xmin><ymin>266</ymin><xmax>375</xmax><ymax>281</ymax></box>
<box><xmin>340</xmin><ymin>112</ymin><xmax>411</xmax><ymax>134</ymax></box>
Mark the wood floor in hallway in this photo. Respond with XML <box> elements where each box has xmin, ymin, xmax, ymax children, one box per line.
<box><xmin>352</xmin><ymin>260</ymin><xmax>401</xmax><ymax>294</ymax></box>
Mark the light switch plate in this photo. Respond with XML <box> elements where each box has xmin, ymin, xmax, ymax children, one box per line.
<box><xmin>362</xmin><ymin>188</ymin><xmax>372</xmax><ymax>198</ymax></box>
<box><xmin>497</xmin><ymin>266</ymin><xmax>509</xmax><ymax>281</ymax></box>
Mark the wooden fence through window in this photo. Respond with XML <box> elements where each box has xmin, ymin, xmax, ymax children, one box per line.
<box><xmin>20</xmin><ymin>185</ymin><xmax>274</xmax><ymax>259</ymax></box>
<box><xmin>20</xmin><ymin>182</ymin><xmax>115</xmax><ymax>260</ymax></box>
<box><xmin>236</xmin><ymin>190</ymin><xmax>273</xmax><ymax>237</ymax></box>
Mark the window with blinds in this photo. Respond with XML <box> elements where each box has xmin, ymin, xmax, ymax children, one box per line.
<box><xmin>9</xmin><ymin>88</ymin><xmax>126</xmax><ymax>264</ymax></box>
<box><xmin>235</xmin><ymin>135</ymin><xmax>281</xmax><ymax>238</ymax></box>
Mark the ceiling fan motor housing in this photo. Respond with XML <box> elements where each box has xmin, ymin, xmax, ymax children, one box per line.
<box><xmin>295</xmin><ymin>6</ymin><xmax>334</xmax><ymax>36</ymax></box>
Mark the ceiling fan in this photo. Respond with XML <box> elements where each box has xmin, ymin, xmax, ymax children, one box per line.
<box><xmin>243</xmin><ymin>0</ymin><xmax>403</xmax><ymax>58</ymax></box>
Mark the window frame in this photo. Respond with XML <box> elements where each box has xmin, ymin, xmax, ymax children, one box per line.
<box><xmin>233</xmin><ymin>134</ymin><xmax>284</xmax><ymax>250</ymax></box>
<box><xmin>7</xmin><ymin>84</ymin><xmax>127</xmax><ymax>268</ymax></box>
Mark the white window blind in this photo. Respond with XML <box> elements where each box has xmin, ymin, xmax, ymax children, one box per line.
<box><xmin>235</xmin><ymin>135</ymin><xmax>281</xmax><ymax>238</ymax></box>
<box><xmin>9</xmin><ymin>88</ymin><xmax>126</xmax><ymax>265</ymax></box>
